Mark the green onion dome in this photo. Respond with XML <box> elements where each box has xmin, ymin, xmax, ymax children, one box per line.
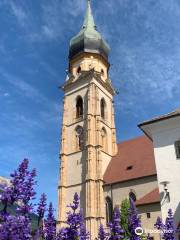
<box><xmin>69</xmin><ymin>0</ymin><xmax>110</xmax><ymax>61</ymax></box>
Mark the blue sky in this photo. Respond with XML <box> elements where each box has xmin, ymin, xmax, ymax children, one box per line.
<box><xmin>0</xmin><ymin>0</ymin><xmax>180</xmax><ymax>213</ymax></box>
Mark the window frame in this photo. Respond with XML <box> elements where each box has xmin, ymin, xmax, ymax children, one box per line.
<box><xmin>175</xmin><ymin>140</ymin><xmax>180</xmax><ymax>159</ymax></box>
<box><xmin>105</xmin><ymin>196</ymin><xmax>113</xmax><ymax>225</ymax></box>
<box><xmin>76</xmin><ymin>96</ymin><xmax>83</xmax><ymax>119</ymax></box>
<box><xmin>77</xmin><ymin>66</ymin><xmax>81</xmax><ymax>74</ymax></box>
<box><xmin>129</xmin><ymin>191</ymin><xmax>137</xmax><ymax>202</ymax></box>
<box><xmin>101</xmin><ymin>127</ymin><xmax>107</xmax><ymax>152</ymax></box>
<box><xmin>75</xmin><ymin>126</ymin><xmax>84</xmax><ymax>151</ymax></box>
<box><xmin>100</xmin><ymin>98</ymin><xmax>106</xmax><ymax>120</ymax></box>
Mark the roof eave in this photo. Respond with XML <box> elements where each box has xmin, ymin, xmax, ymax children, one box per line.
<box><xmin>103</xmin><ymin>174</ymin><xmax>157</xmax><ymax>187</ymax></box>
<box><xmin>136</xmin><ymin>200</ymin><xmax>160</xmax><ymax>207</ymax></box>
<box><xmin>138</xmin><ymin>112</ymin><xmax>180</xmax><ymax>141</ymax></box>
<box><xmin>138</xmin><ymin>112</ymin><xmax>180</xmax><ymax>128</ymax></box>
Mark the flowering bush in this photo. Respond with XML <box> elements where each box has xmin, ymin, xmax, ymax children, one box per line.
<box><xmin>128</xmin><ymin>198</ymin><xmax>142</xmax><ymax>240</ymax></box>
<box><xmin>0</xmin><ymin>159</ymin><xmax>177</xmax><ymax>240</ymax></box>
<box><xmin>154</xmin><ymin>209</ymin><xmax>175</xmax><ymax>240</ymax></box>
<box><xmin>0</xmin><ymin>159</ymin><xmax>89</xmax><ymax>240</ymax></box>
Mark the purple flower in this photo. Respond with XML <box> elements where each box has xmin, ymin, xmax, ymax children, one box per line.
<box><xmin>37</xmin><ymin>193</ymin><xmax>47</xmax><ymax>225</ymax></box>
<box><xmin>109</xmin><ymin>207</ymin><xmax>124</xmax><ymax>240</ymax></box>
<box><xmin>98</xmin><ymin>224</ymin><xmax>108</xmax><ymax>240</ymax></box>
<box><xmin>154</xmin><ymin>216</ymin><xmax>164</xmax><ymax>230</ymax></box>
<box><xmin>0</xmin><ymin>159</ymin><xmax>36</xmax><ymax>216</ymax></box>
<box><xmin>155</xmin><ymin>209</ymin><xmax>175</xmax><ymax>240</ymax></box>
<box><xmin>44</xmin><ymin>202</ymin><xmax>56</xmax><ymax>240</ymax></box>
<box><xmin>57</xmin><ymin>193</ymin><xmax>89</xmax><ymax>240</ymax></box>
<box><xmin>128</xmin><ymin>198</ymin><xmax>141</xmax><ymax>240</ymax></box>
<box><xmin>0</xmin><ymin>215</ymin><xmax>32</xmax><ymax>240</ymax></box>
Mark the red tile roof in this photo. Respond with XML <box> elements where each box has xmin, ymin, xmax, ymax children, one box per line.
<box><xmin>136</xmin><ymin>188</ymin><xmax>160</xmax><ymax>206</ymax></box>
<box><xmin>103</xmin><ymin>135</ymin><xmax>157</xmax><ymax>185</ymax></box>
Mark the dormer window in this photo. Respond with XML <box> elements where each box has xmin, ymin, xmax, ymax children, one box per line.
<box><xmin>175</xmin><ymin>140</ymin><xmax>180</xmax><ymax>159</ymax></box>
<box><xmin>126</xmin><ymin>166</ymin><xmax>133</xmax><ymax>170</ymax></box>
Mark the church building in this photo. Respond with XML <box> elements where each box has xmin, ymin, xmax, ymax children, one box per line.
<box><xmin>57</xmin><ymin>1</ymin><xmax>180</xmax><ymax>239</ymax></box>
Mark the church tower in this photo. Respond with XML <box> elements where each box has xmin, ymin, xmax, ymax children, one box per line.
<box><xmin>58</xmin><ymin>1</ymin><xmax>117</xmax><ymax>238</ymax></box>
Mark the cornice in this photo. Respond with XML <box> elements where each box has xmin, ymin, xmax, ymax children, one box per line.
<box><xmin>60</xmin><ymin>69</ymin><xmax>116</xmax><ymax>95</ymax></box>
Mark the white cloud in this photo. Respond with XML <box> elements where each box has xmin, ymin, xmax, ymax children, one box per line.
<box><xmin>0</xmin><ymin>67</ymin><xmax>47</xmax><ymax>102</ymax></box>
<box><xmin>3</xmin><ymin>0</ymin><xmax>86</xmax><ymax>42</ymax></box>
<box><xmin>9</xmin><ymin>1</ymin><xmax>27</xmax><ymax>26</ymax></box>
<box><xmin>40</xmin><ymin>0</ymin><xmax>85</xmax><ymax>41</ymax></box>
<box><xmin>3</xmin><ymin>92</ymin><xmax>10</xmax><ymax>97</ymax></box>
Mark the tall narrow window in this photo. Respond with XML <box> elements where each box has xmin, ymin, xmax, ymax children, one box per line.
<box><xmin>76</xmin><ymin>96</ymin><xmax>83</xmax><ymax>118</ymax></box>
<box><xmin>77</xmin><ymin>66</ymin><xmax>81</xmax><ymax>74</ymax></box>
<box><xmin>129</xmin><ymin>191</ymin><xmax>137</xmax><ymax>202</ymax></box>
<box><xmin>100</xmin><ymin>98</ymin><xmax>106</xmax><ymax>119</ymax></box>
<box><xmin>175</xmin><ymin>140</ymin><xmax>180</xmax><ymax>159</ymax></box>
<box><xmin>101</xmin><ymin>127</ymin><xmax>107</xmax><ymax>151</ymax></box>
<box><xmin>105</xmin><ymin>196</ymin><xmax>113</xmax><ymax>225</ymax></box>
<box><xmin>76</xmin><ymin>126</ymin><xmax>84</xmax><ymax>151</ymax></box>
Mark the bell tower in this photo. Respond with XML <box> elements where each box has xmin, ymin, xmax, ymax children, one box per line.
<box><xmin>58</xmin><ymin>1</ymin><xmax>117</xmax><ymax>238</ymax></box>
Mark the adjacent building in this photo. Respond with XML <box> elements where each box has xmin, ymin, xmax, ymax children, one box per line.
<box><xmin>139</xmin><ymin>109</ymin><xmax>180</xmax><ymax>228</ymax></box>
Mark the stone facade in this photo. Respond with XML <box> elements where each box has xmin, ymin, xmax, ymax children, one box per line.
<box><xmin>57</xmin><ymin>51</ymin><xmax>117</xmax><ymax>239</ymax></box>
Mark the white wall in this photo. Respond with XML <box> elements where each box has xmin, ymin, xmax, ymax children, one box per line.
<box><xmin>143</xmin><ymin>116</ymin><xmax>180</xmax><ymax>228</ymax></box>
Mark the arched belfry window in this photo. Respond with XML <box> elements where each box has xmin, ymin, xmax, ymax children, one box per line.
<box><xmin>100</xmin><ymin>98</ymin><xmax>106</xmax><ymax>119</ymax></box>
<box><xmin>75</xmin><ymin>126</ymin><xmax>84</xmax><ymax>151</ymax></box>
<box><xmin>105</xmin><ymin>196</ymin><xmax>113</xmax><ymax>225</ymax></box>
<box><xmin>101</xmin><ymin>69</ymin><xmax>104</xmax><ymax>76</ymax></box>
<box><xmin>77</xmin><ymin>66</ymin><xmax>81</xmax><ymax>74</ymax></box>
<box><xmin>101</xmin><ymin>127</ymin><xmax>107</xmax><ymax>151</ymax></box>
<box><xmin>76</xmin><ymin>96</ymin><xmax>83</xmax><ymax>119</ymax></box>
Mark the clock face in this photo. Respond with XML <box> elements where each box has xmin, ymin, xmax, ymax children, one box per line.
<box><xmin>76</xmin><ymin>126</ymin><xmax>83</xmax><ymax>135</ymax></box>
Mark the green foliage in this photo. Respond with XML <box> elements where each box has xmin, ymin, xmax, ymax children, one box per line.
<box><xmin>140</xmin><ymin>232</ymin><xmax>147</xmax><ymax>240</ymax></box>
<box><xmin>120</xmin><ymin>198</ymin><xmax>131</xmax><ymax>239</ymax></box>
